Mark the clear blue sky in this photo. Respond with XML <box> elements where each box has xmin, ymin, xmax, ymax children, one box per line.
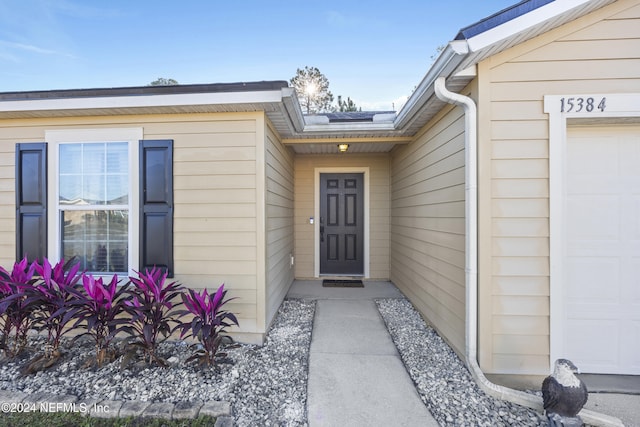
<box><xmin>0</xmin><ymin>0</ymin><xmax>516</xmax><ymax>110</ymax></box>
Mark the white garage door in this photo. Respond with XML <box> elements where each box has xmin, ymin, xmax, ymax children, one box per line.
<box><xmin>564</xmin><ymin>126</ymin><xmax>640</xmax><ymax>375</ymax></box>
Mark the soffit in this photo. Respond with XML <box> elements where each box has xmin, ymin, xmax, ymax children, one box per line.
<box><xmin>288</xmin><ymin>142</ymin><xmax>399</xmax><ymax>154</ymax></box>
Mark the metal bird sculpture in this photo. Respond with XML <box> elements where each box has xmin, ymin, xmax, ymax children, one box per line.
<box><xmin>542</xmin><ymin>359</ymin><xmax>588</xmax><ymax>427</ymax></box>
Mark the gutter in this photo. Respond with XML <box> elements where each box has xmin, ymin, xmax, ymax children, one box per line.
<box><xmin>394</xmin><ymin>41</ymin><xmax>469</xmax><ymax>130</ymax></box>
<box><xmin>434</xmin><ymin>76</ymin><xmax>623</xmax><ymax>427</ymax></box>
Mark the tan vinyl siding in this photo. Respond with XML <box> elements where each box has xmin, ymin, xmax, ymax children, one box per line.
<box><xmin>0</xmin><ymin>122</ymin><xmax>46</xmax><ymax>266</ymax></box>
<box><xmin>390</xmin><ymin>103</ymin><xmax>467</xmax><ymax>355</ymax></box>
<box><xmin>0</xmin><ymin>141</ymin><xmax>16</xmax><ymax>266</ymax></box>
<box><xmin>147</xmin><ymin>113</ymin><xmax>261</xmax><ymax>334</ymax></box>
<box><xmin>477</xmin><ymin>0</ymin><xmax>640</xmax><ymax>375</ymax></box>
<box><xmin>264</xmin><ymin>120</ymin><xmax>294</xmax><ymax>326</ymax></box>
<box><xmin>0</xmin><ymin>112</ymin><xmax>264</xmax><ymax>337</ymax></box>
<box><xmin>293</xmin><ymin>154</ymin><xmax>390</xmax><ymax>279</ymax></box>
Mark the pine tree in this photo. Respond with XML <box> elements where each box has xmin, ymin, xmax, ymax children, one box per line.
<box><xmin>337</xmin><ymin>96</ymin><xmax>359</xmax><ymax>112</ymax></box>
<box><xmin>148</xmin><ymin>77</ymin><xmax>179</xmax><ymax>86</ymax></box>
<box><xmin>290</xmin><ymin>66</ymin><xmax>334</xmax><ymax>114</ymax></box>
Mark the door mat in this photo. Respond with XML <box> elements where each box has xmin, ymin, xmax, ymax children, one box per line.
<box><xmin>322</xmin><ymin>279</ymin><xmax>364</xmax><ymax>288</ymax></box>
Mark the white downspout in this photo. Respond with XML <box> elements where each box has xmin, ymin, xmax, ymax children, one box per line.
<box><xmin>433</xmin><ymin>77</ymin><xmax>622</xmax><ymax>427</ymax></box>
<box><xmin>433</xmin><ymin>76</ymin><xmax>542</xmax><ymax>409</ymax></box>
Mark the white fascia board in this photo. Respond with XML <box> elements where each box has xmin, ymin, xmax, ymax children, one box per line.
<box><xmin>0</xmin><ymin>90</ymin><xmax>285</xmax><ymax>113</ymax></box>
<box><xmin>280</xmin><ymin>87</ymin><xmax>306</xmax><ymax>133</ymax></box>
<box><xmin>303</xmin><ymin>122</ymin><xmax>395</xmax><ymax>133</ymax></box>
<box><xmin>305</xmin><ymin>115</ymin><xmax>330</xmax><ymax>125</ymax></box>
<box><xmin>466</xmin><ymin>0</ymin><xmax>592</xmax><ymax>52</ymax></box>
<box><xmin>372</xmin><ymin>112</ymin><xmax>396</xmax><ymax>122</ymax></box>
<box><xmin>455</xmin><ymin>65</ymin><xmax>477</xmax><ymax>78</ymax></box>
<box><xmin>394</xmin><ymin>40</ymin><xmax>469</xmax><ymax>129</ymax></box>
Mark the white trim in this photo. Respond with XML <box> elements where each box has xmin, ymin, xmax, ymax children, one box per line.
<box><xmin>466</xmin><ymin>0</ymin><xmax>593</xmax><ymax>52</ymax></box>
<box><xmin>394</xmin><ymin>41</ymin><xmax>468</xmax><ymax>130</ymax></box>
<box><xmin>45</xmin><ymin>128</ymin><xmax>143</xmax><ymax>276</ymax></box>
<box><xmin>544</xmin><ymin>93</ymin><xmax>640</xmax><ymax>369</ymax></box>
<box><xmin>303</xmin><ymin>123</ymin><xmax>395</xmax><ymax>133</ymax></box>
<box><xmin>255</xmin><ymin>116</ymin><xmax>267</xmax><ymax>331</ymax></box>
<box><xmin>1</xmin><ymin>91</ymin><xmax>284</xmax><ymax>114</ymax></box>
<box><xmin>434</xmin><ymin>76</ymin><xmax>544</xmax><ymax>411</ymax></box>
<box><xmin>313</xmin><ymin>167</ymin><xmax>370</xmax><ymax>278</ymax></box>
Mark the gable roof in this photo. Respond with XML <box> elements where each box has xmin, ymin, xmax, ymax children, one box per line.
<box><xmin>0</xmin><ymin>0</ymin><xmax>618</xmax><ymax>153</ymax></box>
<box><xmin>0</xmin><ymin>81</ymin><xmax>289</xmax><ymax>102</ymax></box>
<box><xmin>455</xmin><ymin>0</ymin><xmax>554</xmax><ymax>40</ymax></box>
<box><xmin>396</xmin><ymin>0</ymin><xmax>617</xmax><ymax>137</ymax></box>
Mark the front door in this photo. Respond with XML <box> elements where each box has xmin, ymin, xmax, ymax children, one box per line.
<box><xmin>320</xmin><ymin>173</ymin><xmax>364</xmax><ymax>275</ymax></box>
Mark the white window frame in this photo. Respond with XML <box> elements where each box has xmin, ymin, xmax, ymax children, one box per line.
<box><xmin>45</xmin><ymin>128</ymin><xmax>142</xmax><ymax>276</ymax></box>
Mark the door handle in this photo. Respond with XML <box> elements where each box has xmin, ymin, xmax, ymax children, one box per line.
<box><xmin>320</xmin><ymin>217</ymin><xmax>324</xmax><ymax>242</ymax></box>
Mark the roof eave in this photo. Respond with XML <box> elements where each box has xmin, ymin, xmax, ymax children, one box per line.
<box><xmin>394</xmin><ymin>40</ymin><xmax>470</xmax><ymax>131</ymax></box>
<box><xmin>0</xmin><ymin>89</ymin><xmax>286</xmax><ymax>117</ymax></box>
<box><xmin>465</xmin><ymin>0</ymin><xmax>595</xmax><ymax>53</ymax></box>
<box><xmin>303</xmin><ymin>122</ymin><xmax>396</xmax><ymax>134</ymax></box>
<box><xmin>393</xmin><ymin>0</ymin><xmax>616</xmax><ymax>135</ymax></box>
<box><xmin>0</xmin><ymin>0</ymin><xmax>617</xmax><ymax>141</ymax></box>
<box><xmin>280</xmin><ymin>87</ymin><xmax>306</xmax><ymax>133</ymax></box>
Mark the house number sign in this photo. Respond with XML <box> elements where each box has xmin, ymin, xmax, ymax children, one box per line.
<box><xmin>559</xmin><ymin>97</ymin><xmax>607</xmax><ymax>113</ymax></box>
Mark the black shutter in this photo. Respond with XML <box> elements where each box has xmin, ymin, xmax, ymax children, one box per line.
<box><xmin>139</xmin><ymin>140</ymin><xmax>174</xmax><ymax>277</ymax></box>
<box><xmin>15</xmin><ymin>143</ymin><xmax>47</xmax><ymax>263</ymax></box>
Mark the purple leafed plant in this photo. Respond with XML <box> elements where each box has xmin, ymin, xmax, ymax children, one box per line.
<box><xmin>72</xmin><ymin>274</ymin><xmax>130</xmax><ymax>368</ymax></box>
<box><xmin>28</xmin><ymin>258</ymin><xmax>83</xmax><ymax>360</ymax></box>
<box><xmin>0</xmin><ymin>257</ymin><xmax>39</xmax><ymax>358</ymax></box>
<box><xmin>177</xmin><ymin>284</ymin><xmax>239</xmax><ymax>367</ymax></box>
<box><xmin>123</xmin><ymin>267</ymin><xmax>184</xmax><ymax>367</ymax></box>
<box><xmin>0</xmin><ymin>268</ymin><xmax>10</xmax><ymax>354</ymax></box>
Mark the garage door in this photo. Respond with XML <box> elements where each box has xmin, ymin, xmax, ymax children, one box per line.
<box><xmin>564</xmin><ymin>126</ymin><xmax>640</xmax><ymax>375</ymax></box>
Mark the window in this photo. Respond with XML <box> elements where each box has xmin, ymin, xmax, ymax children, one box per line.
<box><xmin>45</xmin><ymin>128</ymin><xmax>142</xmax><ymax>275</ymax></box>
<box><xmin>59</xmin><ymin>142</ymin><xmax>129</xmax><ymax>273</ymax></box>
<box><xmin>16</xmin><ymin>129</ymin><xmax>174</xmax><ymax>277</ymax></box>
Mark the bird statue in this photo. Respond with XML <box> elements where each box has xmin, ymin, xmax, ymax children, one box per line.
<box><xmin>542</xmin><ymin>359</ymin><xmax>589</xmax><ymax>427</ymax></box>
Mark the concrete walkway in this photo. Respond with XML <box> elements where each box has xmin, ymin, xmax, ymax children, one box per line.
<box><xmin>289</xmin><ymin>280</ymin><xmax>640</xmax><ymax>427</ymax></box>
<box><xmin>288</xmin><ymin>280</ymin><xmax>439</xmax><ymax>427</ymax></box>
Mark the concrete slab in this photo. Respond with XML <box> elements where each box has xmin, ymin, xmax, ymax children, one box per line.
<box><xmin>0</xmin><ymin>389</ymin><xmax>27</xmax><ymax>403</ymax></box>
<box><xmin>76</xmin><ymin>398</ymin><xmax>103</xmax><ymax>416</ymax></box>
<box><xmin>90</xmin><ymin>400</ymin><xmax>121</xmax><ymax>418</ymax></box>
<box><xmin>584</xmin><ymin>393</ymin><xmax>640</xmax><ymax>427</ymax></box>
<box><xmin>311</xmin><ymin>299</ymin><xmax>398</xmax><ymax>356</ymax></box>
<box><xmin>581</xmin><ymin>374</ymin><xmax>640</xmax><ymax>393</ymax></box>
<box><xmin>306</xmin><ymin>296</ymin><xmax>439</xmax><ymax>427</ymax></box>
<box><xmin>142</xmin><ymin>402</ymin><xmax>174</xmax><ymax>418</ymax></box>
<box><xmin>199</xmin><ymin>400</ymin><xmax>231</xmax><ymax>417</ymax></box>
<box><xmin>22</xmin><ymin>391</ymin><xmax>75</xmax><ymax>406</ymax></box>
<box><xmin>119</xmin><ymin>400</ymin><xmax>151</xmax><ymax>417</ymax></box>
<box><xmin>287</xmin><ymin>280</ymin><xmax>404</xmax><ymax>300</ymax></box>
<box><xmin>172</xmin><ymin>400</ymin><xmax>204</xmax><ymax>419</ymax></box>
<box><xmin>307</xmin><ymin>352</ymin><xmax>438</xmax><ymax>427</ymax></box>
<box><xmin>19</xmin><ymin>391</ymin><xmax>49</xmax><ymax>405</ymax></box>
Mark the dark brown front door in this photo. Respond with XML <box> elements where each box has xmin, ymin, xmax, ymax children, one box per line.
<box><xmin>320</xmin><ymin>173</ymin><xmax>364</xmax><ymax>275</ymax></box>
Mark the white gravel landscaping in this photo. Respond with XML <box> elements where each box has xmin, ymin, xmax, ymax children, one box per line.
<box><xmin>0</xmin><ymin>299</ymin><xmax>315</xmax><ymax>426</ymax></box>
<box><xmin>1</xmin><ymin>295</ymin><xmax>557</xmax><ymax>426</ymax></box>
<box><xmin>376</xmin><ymin>298</ymin><xmax>547</xmax><ymax>427</ymax></box>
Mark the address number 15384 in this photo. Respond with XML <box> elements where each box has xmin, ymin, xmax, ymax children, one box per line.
<box><xmin>560</xmin><ymin>97</ymin><xmax>606</xmax><ymax>113</ymax></box>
